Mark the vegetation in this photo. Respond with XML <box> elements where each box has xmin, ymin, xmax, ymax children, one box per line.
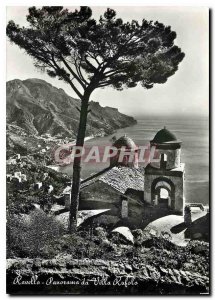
<box><xmin>7</xmin><ymin>211</ymin><xmax>65</xmax><ymax>258</ymax></box>
<box><xmin>7</xmin><ymin>155</ymin><xmax>70</xmax><ymax>215</ymax></box>
<box><xmin>7</xmin><ymin>211</ymin><xmax>209</xmax><ymax>279</ymax></box>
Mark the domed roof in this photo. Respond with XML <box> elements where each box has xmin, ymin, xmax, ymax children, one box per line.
<box><xmin>113</xmin><ymin>135</ymin><xmax>137</xmax><ymax>149</ymax></box>
<box><xmin>151</xmin><ymin>127</ymin><xmax>179</xmax><ymax>144</ymax></box>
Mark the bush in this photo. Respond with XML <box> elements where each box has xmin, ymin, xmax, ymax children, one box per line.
<box><xmin>142</xmin><ymin>237</ymin><xmax>178</xmax><ymax>251</ymax></box>
<box><xmin>56</xmin><ymin>229</ymin><xmax>116</xmax><ymax>259</ymax></box>
<box><xmin>7</xmin><ymin>210</ymin><xmax>65</xmax><ymax>258</ymax></box>
<box><xmin>132</xmin><ymin>229</ymin><xmax>144</xmax><ymax>246</ymax></box>
<box><xmin>186</xmin><ymin>240</ymin><xmax>209</xmax><ymax>257</ymax></box>
<box><xmin>7</xmin><ymin>214</ymin><xmax>117</xmax><ymax>260</ymax></box>
<box><xmin>7</xmin><ymin>194</ymin><xmax>36</xmax><ymax>214</ymax></box>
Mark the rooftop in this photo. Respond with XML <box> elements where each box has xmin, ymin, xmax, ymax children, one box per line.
<box><xmin>113</xmin><ymin>135</ymin><xmax>137</xmax><ymax>150</ymax></box>
<box><xmin>151</xmin><ymin>127</ymin><xmax>180</xmax><ymax>144</ymax></box>
<box><xmin>81</xmin><ymin>166</ymin><xmax>144</xmax><ymax>194</ymax></box>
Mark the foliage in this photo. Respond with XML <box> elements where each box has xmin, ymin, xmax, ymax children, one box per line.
<box><xmin>6</xmin><ymin>214</ymin><xmax>107</xmax><ymax>259</ymax></box>
<box><xmin>121</xmin><ymin>238</ymin><xmax>209</xmax><ymax>275</ymax></box>
<box><xmin>56</xmin><ymin>231</ymin><xmax>116</xmax><ymax>259</ymax></box>
<box><xmin>7</xmin><ymin>194</ymin><xmax>36</xmax><ymax>214</ymax></box>
<box><xmin>185</xmin><ymin>240</ymin><xmax>209</xmax><ymax>257</ymax></box>
<box><xmin>7</xmin><ymin>213</ymin><xmax>117</xmax><ymax>259</ymax></box>
<box><xmin>7</xmin><ymin>6</ymin><xmax>185</xmax><ymax>98</ymax></box>
<box><xmin>142</xmin><ymin>236</ymin><xmax>178</xmax><ymax>251</ymax></box>
<box><xmin>7</xmin><ymin>211</ymin><xmax>65</xmax><ymax>258</ymax></box>
<box><xmin>7</xmin><ymin>212</ymin><xmax>209</xmax><ymax>278</ymax></box>
<box><xmin>7</xmin><ymin>154</ymin><xmax>70</xmax><ymax>215</ymax></box>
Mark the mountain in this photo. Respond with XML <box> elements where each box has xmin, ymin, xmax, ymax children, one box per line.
<box><xmin>7</xmin><ymin>78</ymin><xmax>137</xmax><ymax>138</ymax></box>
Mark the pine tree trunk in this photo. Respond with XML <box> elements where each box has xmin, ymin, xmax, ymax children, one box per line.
<box><xmin>69</xmin><ymin>92</ymin><xmax>90</xmax><ymax>233</ymax></box>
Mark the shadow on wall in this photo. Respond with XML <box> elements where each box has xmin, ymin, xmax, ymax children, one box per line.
<box><xmin>171</xmin><ymin>213</ymin><xmax>209</xmax><ymax>242</ymax></box>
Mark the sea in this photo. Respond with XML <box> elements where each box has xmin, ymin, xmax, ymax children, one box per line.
<box><xmin>57</xmin><ymin>115</ymin><xmax>209</xmax><ymax>205</ymax></box>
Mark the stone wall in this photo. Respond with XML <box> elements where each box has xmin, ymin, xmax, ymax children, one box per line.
<box><xmin>80</xmin><ymin>181</ymin><xmax>121</xmax><ymax>215</ymax></box>
<box><xmin>80</xmin><ymin>182</ymin><xmax>145</xmax><ymax>228</ymax></box>
<box><xmin>7</xmin><ymin>255</ymin><xmax>209</xmax><ymax>295</ymax></box>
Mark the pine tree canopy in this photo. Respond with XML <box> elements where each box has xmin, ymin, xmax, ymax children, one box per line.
<box><xmin>7</xmin><ymin>6</ymin><xmax>185</xmax><ymax>98</ymax></box>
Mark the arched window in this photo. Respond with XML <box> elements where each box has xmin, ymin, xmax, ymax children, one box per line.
<box><xmin>160</xmin><ymin>188</ymin><xmax>169</xmax><ymax>199</ymax></box>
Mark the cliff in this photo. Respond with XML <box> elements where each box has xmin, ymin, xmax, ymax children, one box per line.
<box><xmin>6</xmin><ymin>78</ymin><xmax>136</xmax><ymax>139</ymax></box>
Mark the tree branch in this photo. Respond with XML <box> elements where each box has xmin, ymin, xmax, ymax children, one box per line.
<box><xmin>103</xmin><ymin>69</ymin><xmax>126</xmax><ymax>78</ymax></box>
<box><xmin>84</xmin><ymin>55</ymin><xmax>97</xmax><ymax>72</ymax></box>
<box><xmin>51</xmin><ymin>56</ymin><xmax>83</xmax><ymax>99</ymax></box>
<box><xmin>74</xmin><ymin>59</ymin><xmax>89</xmax><ymax>86</ymax></box>
<box><xmin>60</xmin><ymin>55</ymin><xmax>86</xmax><ymax>89</ymax></box>
<box><xmin>86</xmin><ymin>52</ymin><xmax>101</xmax><ymax>68</ymax></box>
<box><xmin>98</xmin><ymin>79</ymin><xmax>114</xmax><ymax>87</ymax></box>
<box><xmin>76</xmin><ymin>106</ymin><xmax>81</xmax><ymax>113</ymax></box>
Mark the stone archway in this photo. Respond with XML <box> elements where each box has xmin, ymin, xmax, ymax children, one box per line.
<box><xmin>155</xmin><ymin>186</ymin><xmax>171</xmax><ymax>207</ymax></box>
<box><xmin>151</xmin><ymin>177</ymin><xmax>175</xmax><ymax>210</ymax></box>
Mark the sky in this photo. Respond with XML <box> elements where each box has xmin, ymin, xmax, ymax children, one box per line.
<box><xmin>6</xmin><ymin>6</ymin><xmax>209</xmax><ymax>117</ymax></box>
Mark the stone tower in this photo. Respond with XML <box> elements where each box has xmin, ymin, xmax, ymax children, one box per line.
<box><xmin>110</xmin><ymin>135</ymin><xmax>139</xmax><ymax>168</ymax></box>
<box><xmin>144</xmin><ymin>127</ymin><xmax>185</xmax><ymax>214</ymax></box>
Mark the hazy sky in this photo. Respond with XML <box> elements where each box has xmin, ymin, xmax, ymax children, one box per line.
<box><xmin>6</xmin><ymin>6</ymin><xmax>209</xmax><ymax>117</ymax></box>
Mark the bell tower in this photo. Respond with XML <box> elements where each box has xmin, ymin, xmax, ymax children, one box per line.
<box><xmin>144</xmin><ymin>127</ymin><xmax>185</xmax><ymax>214</ymax></box>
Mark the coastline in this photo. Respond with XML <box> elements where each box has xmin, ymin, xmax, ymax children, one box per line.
<box><xmin>47</xmin><ymin>135</ymin><xmax>96</xmax><ymax>172</ymax></box>
<box><xmin>49</xmin><ymin>117</ymin><xmax>209</xmax><ymax>205</ymax></box>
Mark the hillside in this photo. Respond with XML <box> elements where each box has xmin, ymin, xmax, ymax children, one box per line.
<box><xmin>7</xmin><ymin>78</ymin><xmax>136</xmax><ymax>138</ymax></box>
